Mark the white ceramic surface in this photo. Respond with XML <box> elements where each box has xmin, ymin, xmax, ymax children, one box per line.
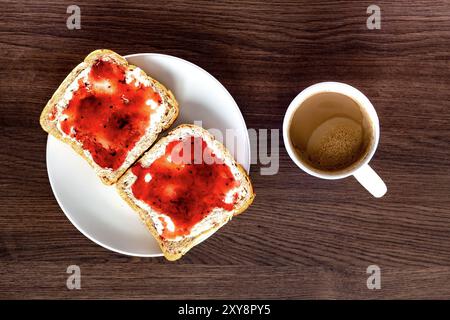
<box><xmin>46</xmin><ymin>53</ymin><xmax>251</xmax><ymax>256</ymax></box>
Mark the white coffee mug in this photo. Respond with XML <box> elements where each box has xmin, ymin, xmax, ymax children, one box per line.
<box><xmin>282</xmin><ymin>82</ymin><xmax>387</xmax><ymax>198</ymax></box>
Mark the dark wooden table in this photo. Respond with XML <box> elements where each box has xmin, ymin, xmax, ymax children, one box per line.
<box><xmin>1</xmin><ymin>0</ymin><xmax>449</xmax><ymax>299</ymax></box>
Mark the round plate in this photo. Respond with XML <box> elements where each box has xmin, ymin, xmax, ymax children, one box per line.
<box><xmin>46</xmin><ymin>53</ymin><xmax>251</xmax><ymax>257</ymax></box>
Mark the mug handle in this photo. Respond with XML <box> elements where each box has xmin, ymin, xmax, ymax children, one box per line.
<box><xmin>353</xmin><ymin>164</ymin><xmax>387</xmax><ymax>198</ymax></box>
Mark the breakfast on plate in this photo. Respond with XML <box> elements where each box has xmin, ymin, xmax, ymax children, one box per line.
<box><xmin>40</xmin><ymin>49</ymin><xmax>255</xmax><ymax>260</ymax></box>
<box><xmin>117</xmin><ymin>124</ymin><xmax>255</xmax><ymax>260</ymax></box>
<box><xmin>40</xmin><ymin>49</ymin><xmax>179</xmax><ymax>185</ymax></box>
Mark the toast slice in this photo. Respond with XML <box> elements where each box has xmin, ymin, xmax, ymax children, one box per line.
<box><xmin>40</xmin><ymin>49</ymin><xmax>179</xmax><ymax>185</ymax></box>
<box><xmin>116</xmin><ymin>124</ymin><xmax>255</xmax><ymax>260</ymax></box>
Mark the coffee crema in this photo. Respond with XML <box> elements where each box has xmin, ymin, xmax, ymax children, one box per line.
<box><xmin>289</xmin><ymin>92</ymin><xmax>373</xmax><ymax>173</ymax></box>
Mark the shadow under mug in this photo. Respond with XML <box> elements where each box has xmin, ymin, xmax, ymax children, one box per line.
<box><xmin>282</xmin><ymin>82</ymin><xmax>387</xmax><ymax>198</ymax></box>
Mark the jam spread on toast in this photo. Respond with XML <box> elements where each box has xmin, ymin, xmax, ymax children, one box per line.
<box><xmin>58</xmin><ymin>59</ymin><xmax>161</xmax><ymax>170</ymax></box>
<box><xmin>131</xmin><ymin>137</ymin><xmax>239</xmax><ymax>239</ymax></box>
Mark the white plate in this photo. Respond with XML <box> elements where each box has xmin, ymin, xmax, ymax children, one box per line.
<box><xmin>46</xmin><ymin>53</ymin><xmax>251</xmax><ymax>257</ymax></box>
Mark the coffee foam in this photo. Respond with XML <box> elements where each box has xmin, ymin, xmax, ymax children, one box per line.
<box><xmin>290</xmin><ymin>91</ymin><xmax>374</xmax><ymax>174</ymax></box>
<box><xmin>306</xmin><ymin>117</ymin><xmax>364</xmax><ymax>170</ymax></box>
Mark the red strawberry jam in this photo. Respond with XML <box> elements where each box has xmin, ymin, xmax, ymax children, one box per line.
<box><xmin>131</xmin><ymin>137</ymin><xmax>240</xmax><ymax>239</ymax></box>
<box><xmin>58</xmin><ymin>59</ymin><xmax>161</xmax><ymax>170</ymax></box>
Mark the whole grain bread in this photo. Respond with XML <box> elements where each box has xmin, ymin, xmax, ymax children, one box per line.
<box><xmin>116</xmin><ymin>124</ymin><xmax>255</xmax><ymax>260</ymax></box>
<box><xmin>40</xmin><ymin>49</ymin><xmax>179</xmax><ymax>185</ymax></box>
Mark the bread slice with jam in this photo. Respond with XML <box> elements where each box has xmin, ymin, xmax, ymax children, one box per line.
<box><xmin>40</xmin><ymin>49</ymin><xmax>179</xmax><ymax>185</ymax></box>
<box><xmin>116</xmin><ymin>124</ymin><xmax>255</xmax><ymax>260</ymax></box>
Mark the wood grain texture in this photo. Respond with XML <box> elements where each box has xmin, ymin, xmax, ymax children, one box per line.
<box><xmin>0</xmin><ymin>0</ymin><xmax>449</xmax><ymax>299</ymax></box>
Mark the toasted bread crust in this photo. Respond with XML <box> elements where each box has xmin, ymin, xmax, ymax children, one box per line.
<box><xmin>116</xmin><ymin>124</ymin><xmax>255</xmax><ymax>261</ymax></box>
<box><xmin>40</xmin><ymin>49</ymin><xmax>179</xmax><ymax>185</ymax></box>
